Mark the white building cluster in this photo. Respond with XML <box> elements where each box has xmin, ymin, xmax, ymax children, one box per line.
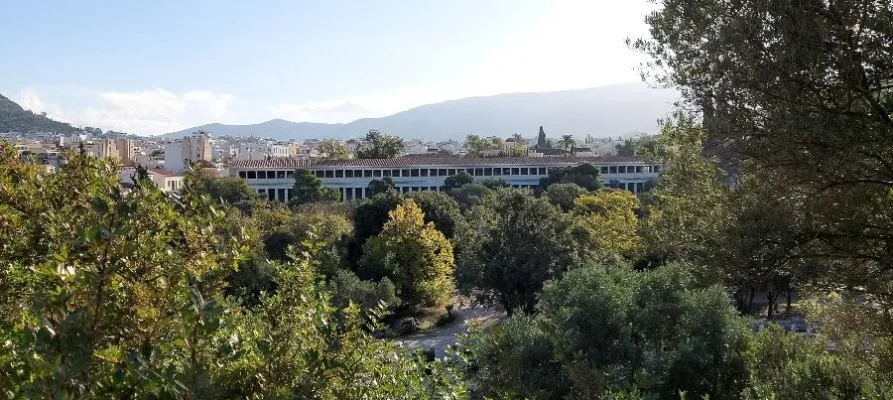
<box><xmin>228</xmin><ymin>156</ymin><xmax>660</xmax><ymax>202</ymax></box>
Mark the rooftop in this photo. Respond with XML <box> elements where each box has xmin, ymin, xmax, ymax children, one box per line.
<box><xmin>228</xmin><ymin>155</ymin><xmax>650</xmax><ymax>169</ymax></box>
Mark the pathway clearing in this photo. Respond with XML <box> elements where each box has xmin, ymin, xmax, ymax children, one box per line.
<box><xmin>399</xmin><ymin>306</ymin><xmax>505</xmax><ymax>358</ymax></box>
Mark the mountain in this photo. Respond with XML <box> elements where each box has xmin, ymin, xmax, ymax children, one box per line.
<box><xmin>161</xmin><ymin>82</ymin><xmax>679</xmax><ymax>141</ymax></box>
<box><xmin>0</xmin><ymin>94</ymin><xmax>81</xmax><ymax>134</ymax></box>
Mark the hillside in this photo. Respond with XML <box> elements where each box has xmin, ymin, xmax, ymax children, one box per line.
<box><xmin>0</xmin><ymin>94</ymin><xmax>81</xmax><ymax>134</ymax></box>
<box><xmin>162</xmin><ymin>82</ymin><xmax>678</xmax><ymax>141</ymax></box>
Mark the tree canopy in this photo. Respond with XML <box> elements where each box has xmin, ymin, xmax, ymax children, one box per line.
<box><xmin>316</xmin><ymin>139</ymin><xmax>348</xmax><ymax>160</ymax></box>
<box><xmin>355</xmin><ymin>129</ymin><xmax>404</xmax><ymax>159</ymax></box>
<box><xmin>361</xmin><ymin>199</ymin><xmax>455</xmax><ymax>307</ymax></box>
<box><xmin>456</xmin><ymin>188</ymin><xmax>594</xmax><ymax>314</ymax></box>
<box><xmin>290</xmin><ymin>169</ymin><xmax>340</xmax><ymax>206</ymax></box>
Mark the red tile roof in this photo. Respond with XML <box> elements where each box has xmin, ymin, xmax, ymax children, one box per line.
<box><xmin>149</xmin><ymin>168</ymin><xmax>181</xmax><ymax>177</ymax></box>
<box><xmin>311</xmin><ymin>156</ymin><xmax>647</xmax><ymax>168</ymax></box>
<box><xmin>228</xmin><ymin>158</ymin><xmax>313</xmax><ymax>169</ymax></box>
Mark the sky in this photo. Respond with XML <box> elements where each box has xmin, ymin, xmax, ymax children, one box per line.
<box><xmin>1</xmin><ymin>0</ymin><xmax>658</xmax><ymax>135</ymax></box>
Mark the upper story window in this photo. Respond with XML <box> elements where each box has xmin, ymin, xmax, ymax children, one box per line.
<box><xmin>653</xmin><ymin>165</ymin><xmax>662</xmax><ymax>173</ymax></box>
<box><xmin>538</xmin><ymin>167</ymin><xmax>547</xmax><ymax>175</ymax></box>
<box><xmin>635</xmin><ymin>166</ymin><xmax>643</xmax><ymax>173</ymax></box>
<box><xmin>335</xmin><ymin>170</ymin><xmax>344</xmax><ymax>178</ymax></box>
<box><xmin>511</xmin><ymin>168</ymin><xmax>520</xmax><ymax>175</ymax></box>
<box><xmin>402</xmin><ymin>169</ymin><xmax>411</xmax><ymax>177</ymax></box>
<box><xmin>619</xmin><ymin>166</ymin><xmax>627</xmax><ymax>174</ymax></box>
<box><xmin>239</xmin><ymin>171</ymin><xmax>246</xmax><ymax>179</ymax></box>
<box><xmin>315</xmin><ymin>170</ymin><xmax>324</xmax><ymax>178</ymax></box>
<box><xmin>324</xmin><ymin>170</ymin><xmax>334</xmax><ymax>178</ymax></box>
<box><xmin>345</xmin><ymin>170</ymin><xmax>353</xmax><ymax>178</ymax></box>
<box><xmin>365</xmin><ymin>170</ymin><xmax>373</xmax><ymax>178</ymax></box>
<box><xmin>277</xmin><ymin>171</ymin><xmax>286</xmax><ymax>179</ymax></box>
<box><xmin>609</xmin><ymin>166</ymin><xmax>617</xmax><ymax>174</ymax></box>
<box><xmin>448</xmin><ymin>169</ymin><xmax>456</xmax><ymax>175</ymax></box>
<box><xmin>439</xmin><ymin>169</ymin><xmax>447</xmax><ymax>176</ymax></box>
<box><xmin>247</xmin><ymin>171</ymin><xmax>256</xmax><ymax>179</ymax></box>
<box><xmin>258</xmin><ymin>171</ymin><xmax>267</xmax><ymax>179</ymax></box>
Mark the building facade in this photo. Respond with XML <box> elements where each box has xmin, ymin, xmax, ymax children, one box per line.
<box><xmin>165</xmin><ymin>133</ymin><xmax>212</xmax><ymax>173</ymax></box>
<box><xmin>229</xmin><ymin>156</ymin><xmax>661</xmax><ymax>203</ymax></box>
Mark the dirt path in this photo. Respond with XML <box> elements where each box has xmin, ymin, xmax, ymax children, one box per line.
<box><xmin>399</xmin><ymin>306</ymin><xmax>505</xmax><ymax>357</ymax></box>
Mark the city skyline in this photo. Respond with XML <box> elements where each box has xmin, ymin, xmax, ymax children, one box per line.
<box><xmin>1</xmin><ymin>0</ymin><xmax>658</xmax><ymax>135</ymax></box>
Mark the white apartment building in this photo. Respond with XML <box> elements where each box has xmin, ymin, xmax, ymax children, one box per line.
<box><xmin>164</xmin><ymin>133</ymin><xmax>212</xmax><ymax>173</ymax></box>
<box><xmin>229</xmin><ymin>156</ymin><xmax>661</xmax><ymax>203</ymax></box>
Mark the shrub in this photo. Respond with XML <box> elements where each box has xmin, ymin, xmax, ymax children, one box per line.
<box><xmin>328</xmin><ymin>270</ymin><xmax>400</xmax><ymax>313</ymax></box>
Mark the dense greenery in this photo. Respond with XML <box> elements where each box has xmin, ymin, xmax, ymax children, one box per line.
<box><xmin>0</xmin><ymin>145</ymin><xmax>467</xmax><ymax>398</ymax></box>
<box><xmin>467</xmin><ymin>264</ymin><xmax>749</xmax><ymax>399</ymax></box>
<box><xmin>456</xmin><ymin>189</ymin><xmax>595</xmax><ymax>314</ymax></box>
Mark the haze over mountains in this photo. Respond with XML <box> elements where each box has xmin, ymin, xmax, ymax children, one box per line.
<box><xmin>162</xmin><ymin>82</ymin><xmax>679</xmax><ymax>142</ymax></box>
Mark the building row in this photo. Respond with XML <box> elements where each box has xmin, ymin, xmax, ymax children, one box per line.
<box><xmin>228</xmin><ymin>156</ymin><xmax>660</xmax><ymax>202</ymax></box>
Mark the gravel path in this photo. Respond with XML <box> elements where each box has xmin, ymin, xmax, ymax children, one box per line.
<box><xmin>400</xmin><ymin>306</ymin><xmax>505</xmax><ymax>357</ymax></box>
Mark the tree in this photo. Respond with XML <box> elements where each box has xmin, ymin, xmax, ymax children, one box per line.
<box><xmin>448</xmin><ymin>183</ymin><xmax>489</xmax><ymax>211</ymax></box>
<box><xmin>634</xmin><ymin>0</ymin><xmax>893</xmax><ymax>299</ymax></box>
<box><xmin>480</xmin><ymin>178</ymin><xmax>509</xmax><ymax>189</ymax></box>
<box><xmin>355</xmin><ymin>129</ymin><xmax>404</xmax><ymax>159</ymax></box>
<box><xmin>574</xmin><ymin>189</ymin><xmax>645</xmax><ymax>259</ymax></box>
<box><xmin>639</xmin><ymin>116</ymin><xmax>730</xmax><ymax>264</ymax></box>
<box><xmin>466</xmin><ymin>263</ymin><xmax>750</xmax><ymax>399</ymax></box>
<box><xmin>537</xmin><ymin>126</ymin><xmax>548</xmax><ymax>148</ymax></box>
<box><xmin>463</xmin><ymin>134</ymin><xmax>491</xmax><ymax>157</ymax></box>
<box><xmin>317</xmin><ymin>139</ymin><xmax>348</xmax><ymax>160</ymax></box>
<box><xmin>443</xmin><ymin>171</ymin><xmax>474</xmax><ymax>190</ymax></box>
<box><xmin>190</xmin><ymin>169</ymin><xmax>257</xmax><ymax>205</ymax></box>
<box><xmin>361</xmin><ymin>199</ymin><xmax>455</xmax><ymax>307</ymax></box>
<box><xmin>540</xmin><ymin>162</ymin><xmax>603</xmax><ymax>191</ymax></box>
<box><xmin>290</xmin><ymin>169</ymin><xmax>340</xmax><ymax>206</ymax></box>
<box><xmin>456</xmin><ymin>189</ymin><xmax>594</xmax><ymax>314</ymax></box>
<box><xmin>347</xmin><ymin>191</ymin><xmax>404</xmax><ymax>269</ymax></box>
<box><xmin>407</xmin><ymin>191</ymin><xmax>466</xmax><ymax>240</ymax></box>
<box><xmin>615</xmin><ymin>139</ymin><xmax>637</xmax><ymax>157</ymax></box>
<box><xmin>557</xmin><ymin>134</ymin><xmax>575</xmax><ymax>155</ymax></box>
<box><xmin>367</xmin><ymin>176</ymin><xmax>396</xmax><ymax>196</ymax></box>
<box><xmin>545</xmin><ymin>182</ymin><xmax>587</xmax><ymax>212</ymax></box>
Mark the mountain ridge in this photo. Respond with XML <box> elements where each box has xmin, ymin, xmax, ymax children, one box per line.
<box><xmin>161</xmin><ymin>82</ymin><xmax>678</xmax><ymax>141</ymax></box>
<box><xmin>0</xmin><ymin>94</ymin><xmax>82</xmax><ymax>134</ymax></box>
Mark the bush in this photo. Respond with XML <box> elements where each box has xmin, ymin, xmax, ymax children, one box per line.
<box><xmin>394</xmin><ymin>317</ymin><xmax>421</xmax><ymax>336</ymax></box>
<box><xmin>328</xmin><ymin>270</ymin><xmax>400</xmax><ymax>313</ymax></box>
<box><xmin>545</xmin><ymin>182</ymin><xmax>587</xmax><ymax>212</ymax></box>
<box><xmin>467</xmin><ymin>263</ymin><xmax>750</xmax><ymax>399</ymax></box>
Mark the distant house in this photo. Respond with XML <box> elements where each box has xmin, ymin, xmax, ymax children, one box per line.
<box><xmin>118</xmin><ymin>168</ymin><xmax>184</xmax><ymax>194</ymax></box>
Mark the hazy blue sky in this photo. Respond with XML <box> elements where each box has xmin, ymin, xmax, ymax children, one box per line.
<box><xmin>1</xmin><ymin>0</ymin><xmax>658</xmax><ymax>134</ymax></box>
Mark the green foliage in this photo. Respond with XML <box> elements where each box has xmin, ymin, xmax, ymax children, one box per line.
<box><xmin>640</xmin><ymin>115</ymin><xmax>729</xmax><ymax>264</ymax></box>
<box><xmin>467</xmin><ymin>263</ymin><xmax>750</xmax><ymax>399</ymax></box>
<box><xmin>540</xmin><ymin>162</ymin><xmax>603</xmax><ymax>191</ymax></box>
<box><xmin>743</xmin><ymin>324</ymin><xmax>893</xmax><ymax>400</ymax></box>
<box><xmin>317</xmin><ymin>138</ymin><xmax>348</xmax><ymax>159</ymax></box>
<box><xmin>407</xmin><ymin>190</ymin><xmax>467</xmax><ymax>240</ymax></box>
<box><xmin>448</xmin><ymin>183</ymin><xmax>489</xmax><ymax>210</ymax></box>
<box><xmin>463</xmin><ymin>134</ymin><xmax>493</xmax><ymax>157</ymax></box>
<box><xmin>327</xmin><ymin>269</ymin><xmax>400</xmax><ymax>313</ymax></box>
<box><xmin>0</xmin><ymin>143</ymin><xmax>467</xmax><ymax>398</ymax></box>
<box><xmin>355</xmin><ymin>129</ymin><xmax>404</xmax><ymax>159</ymax></box>
<box><xmin>574</xmin><ymin>189</ymin><xmax>645</xmax><ymax>259</ymax></box>
<box><xmin>368</xmin><ymin>176</ymin><xmax>397</xmax><ymax>195</ymax></box>
<box><xmin>456</xmin><ymin>188</ymin><xmax>594</xmax><ymax>314</ymax></box>
<box><xmin>361</xmin><ymin>199</ymin><xmax>456</xmax><ymax>308</ymax></box>
<box><xmin>348</xmin><ymin>190</ymin><xmax>403</xmax><ymax>269</ymax></box>
<box><xmin>290</xmin><ymin>169</ymin><xmax>340</xmax><ymax>206</ymax></box>
<box><xmin>557</xmin><ymin>134</ymin><xmax>575</xmax><ymax>153</ymax></box>
<box><xmin>545</xmin><ymin>182</ymin><xmax>587</xmax><ymax>212</ymax></box>
<box><xmin>636</xmin><ymin>0</ymin><xmax>893</xmax><ymax>303</ymax></box>
<box><xmin>480</xmin><ymin>178</ymin><xmax>509</xmax><ymax>189</ymax></box>
<box><xmin>443</xmin><ymin>171</ymin><xmax>474</xmax><ymax>191</ymax></box>
<box><xmin>466</xmin><ymin>316</ymin><xmax>569</xmax><ymax>399</ymax></box>
<box><xmin>194</xmin><ymin>173</ymin><xmax>257</xmax><ymax>205</ymax></box>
